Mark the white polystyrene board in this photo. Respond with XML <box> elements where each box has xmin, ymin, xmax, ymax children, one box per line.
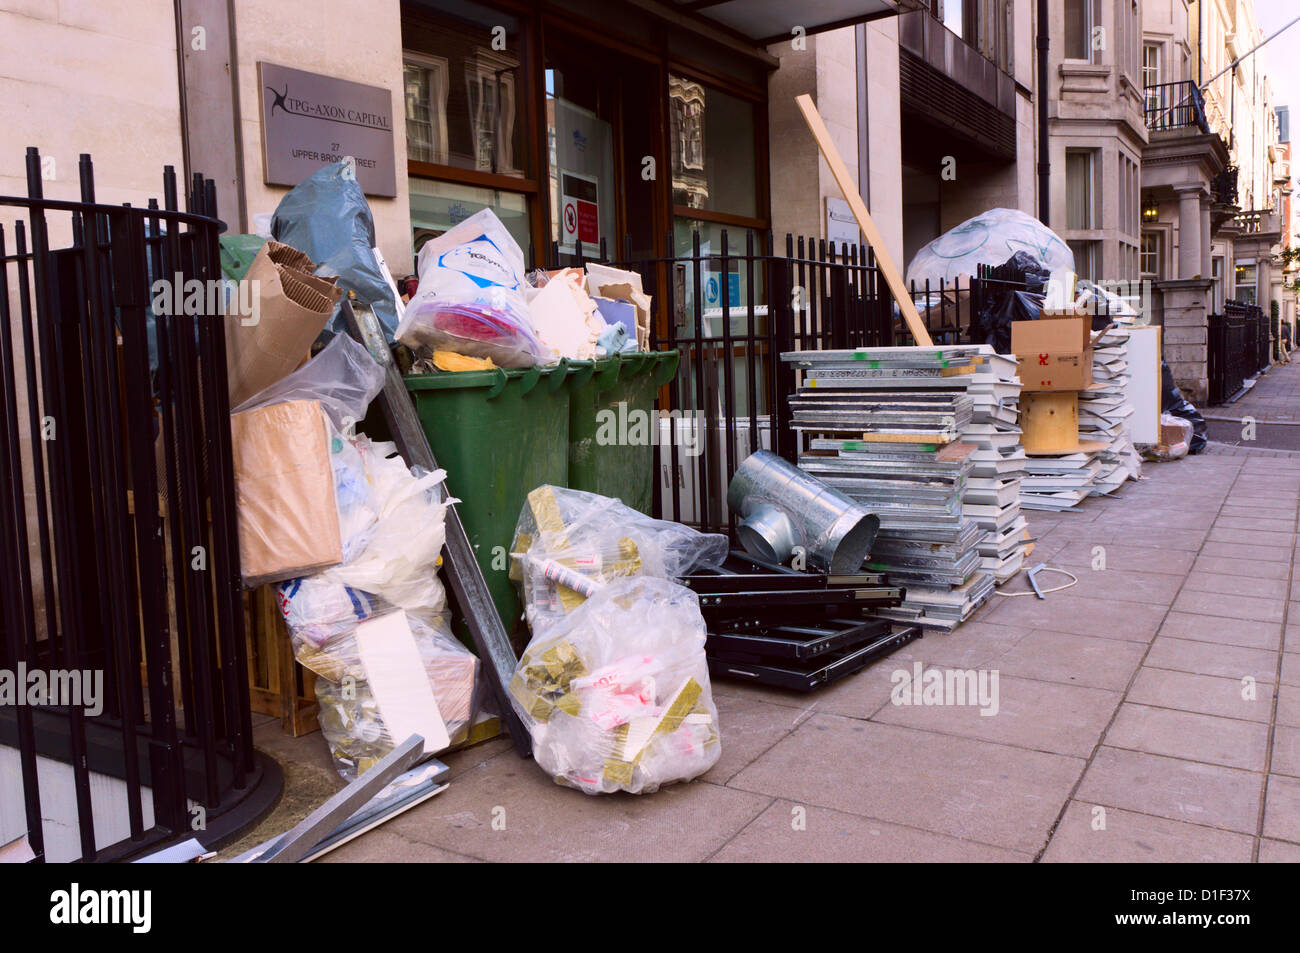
<box><xmin>355</xmin><ymin>610</ymin><xmax>449</xmax><ymax>755</ymax></box>
<box><xmin>1124</xmin><ymin>326</ymin><xmax>1161</xmax><ymax>444</ymax></box>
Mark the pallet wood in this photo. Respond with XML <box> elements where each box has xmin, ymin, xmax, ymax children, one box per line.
<box><xmin>245</xmin><ymin>586</ymin><xmax>319</xmax><ymax>737</ymax></box>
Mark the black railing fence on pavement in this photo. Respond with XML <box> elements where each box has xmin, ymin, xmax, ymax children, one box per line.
<box><xmin>0</xmin><ymin>149</ymin><xmax>276</xmax><ymax>862</ymax></box>
<box><xmin>1208</xmin><ymin>299</ymin><xmax>1271</xmax><ymax>405</ymax></box>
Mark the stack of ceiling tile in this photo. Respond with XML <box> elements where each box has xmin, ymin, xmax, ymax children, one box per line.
<box><xmin>964</xmin><ymin>347</ymin><xmax>1028</xmax><ymax>583</ymax></box>
<box><xmin>782</xmin><ymin>345</ymin><xmax>995</xmax><ymax>630</ymax></box>
<box><xmin>1082</xmin><ymin>323</ymin><xmax>1140</xmax><ymax>493</ymax></box>
<box><xmin>1019</xmin><ymin>452</ymin><xmax>1105</xmax><ymax>510</ymax></box>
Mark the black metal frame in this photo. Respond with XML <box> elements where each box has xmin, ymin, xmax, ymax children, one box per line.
<box><xmin>1</xmin><ymin>148</ymin><xmax>276</xmax><ymax>862</ymax></box>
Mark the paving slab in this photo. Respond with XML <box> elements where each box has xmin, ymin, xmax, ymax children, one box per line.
<box><xmin>316</xmin><ymin>828</ymin><xmax>482</xmax><ymax>864</ymax></box>
<box><xmin>1181</xmin><ymin>570</ymin><xmax>1290</xmax><ymax>600</ymax></box>
<box><xmin>1047</xmin><ymin>542</ymin><xmax>1195</xmax><ymax>575</ymax></box>
<box><xmin>1075</xmin><ymin>747</ymin><xmax>1262</xmax><ymax>834</ymax></box>
<box><xmin>1277</xmin><ymin>684</ymin><xmax>1300</xmax><ymax>728</ymax></box>
<box><xmin>887</xmin><ymin>620</ymin><xmax>1032</xmax><ymax>669</ymax></box>
<box><xmin>990</xmin><ymin>629</ymin><xmax>1147</xmax><ymax>690</ymax></box>
<box><xmin>1262</xmin><ymin>774</ymin><xmax>1300</xmax><ymax>844</ymax></box>
<box><xmin>726</xmin><ymin>715</ymin><xmax>1084</xmax><ymax>854</ymax></box>
<box><xmin>1259</xmin><ymin>839</ymin><xmax>1300</xmax><ymax>862</ymax></box>
<box><xmin>1281</xmin><ymin>653</ymin><xmax>1300</xmax><ymax>687</ymax></box>
<box><xmin>872</xmin><ymin>673</ymin><xmax>1120</xmax><ymax>757</ymax></box>
<box><xmin>382</xmin><ymin>750</ymin><xmax>771</xmax><ymax>862</ymax></box>
<box><xmin>1200</xmin><ymin>540</ymin><xmax>1292</xmax><ymax>562</ymax></box>
<box><xmin>1144</xmin><ymin>637</ymin><xmax>1279</xmax><ymax>683</ymax></box>
<box><xmin>1194</xmin><ymin>554</ymin><xmax>1291</xmax><ymax>580</ymax></box>
<box><xmin>1156</xmin><ymin>611</ymin><xmax>1282</xmax><ymax>651</ymax></box>
<box><xmin>1041</xmin><ymin>800</ymin><xmax>1254</xmax><ymax>863</ymax></box>
<box><xmin>1127</xmin><ymin>668</ymin><xmax>1273</xmax><ymax>723</ymax></box>
<box><xmin>980</xmin><ymin>592</ymin><xmax>1168</xmax><ymax>642</ymax></box>
<box><xmin>1104</xmin><ymin>703</ymin><xmax>1270</xmax><ymax>771</ymax></box>
<box><xmin>1170</xmin><ymin>590</ymin><xmax>1286</xmax><ymax>624</ymax></box>
<box><xmin>1270</xmin><ymin>725</ymin><xmax>1300</xmax><ymax>779</ymax></box>
<box><xmin>1206</xmin><ymin>526</ymin><xmax>1295</xmax><ymax>549</ymax></box>
<box><xmin>706</xmin><ymin>800</ymin><xmax>1030</xmax><ymax>863</ymax></box>
<box><xmin>704</xmin><ymin>694</ymin><xmax>817</xmax><ymax>785</ymax></box>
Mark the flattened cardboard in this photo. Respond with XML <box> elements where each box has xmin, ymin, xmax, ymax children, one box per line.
<box><xmin>226</xmin><ymin>241</ymin><xmax>342</xmax><ymax>407</ymax></box>
<box><xmin>1011</xmin><ymin>317</ymin><xmax>1094</xmax><ymax>391</ymax></box>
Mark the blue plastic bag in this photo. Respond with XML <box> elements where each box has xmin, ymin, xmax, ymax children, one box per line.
<box><xmin>271</xmin><ymin>161</ymin><xmax>399</xmax><ymax>339</ymax></box>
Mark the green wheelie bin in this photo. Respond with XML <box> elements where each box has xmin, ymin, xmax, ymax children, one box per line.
<box><xmin>566</xmin><ymin>350</ymin><xmax>680</xmax><ymax>515</ymax></box>
<box><xmin>405</xmin><ymin>360</ymin><xmax>571</xmax><ymax>646</ymax></box>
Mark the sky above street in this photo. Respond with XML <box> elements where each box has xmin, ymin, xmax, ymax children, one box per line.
<box><xmin>1253</xmin><ymin>2</ymin><xmax>1299</xmax><ymax>140</ymax></box>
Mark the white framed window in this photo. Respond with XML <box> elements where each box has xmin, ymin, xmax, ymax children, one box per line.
<box><xmin>403</xmin><ymin>52</ymin><xmax>449</xmax><ymax>165</ymax></box>
<box><xmin>464</xmin><ymin>50</ymin><xmax>520</xmax><ymax>176</ymax></box>
<box><xmin>1236</xmin><ymin>261</ymin><xmax>1258</xmax><ymax>305</ymax></box>
<box><xmin>1143</xmin><ymin>42</ymin><xmax>1161</xmax><ymax>94</ymax></box>
<box><xmin>1140</xmin><ymin>231</ymin><xmax>1162</xmax><ymax>278</ymax></box>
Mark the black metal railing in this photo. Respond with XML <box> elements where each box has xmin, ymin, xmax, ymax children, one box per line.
<box><xmin>1145</xmin><ymin>80</ymin><xmax>1210</xmax><ymax>134</ymax></box>
<box><xmin>1208</xmin><ymin>299</ymin><xmax>1271</xmax><ymax>404</ymax></box>
<box><xmin>0</xmin><ymin>148</ymin><xmax>275</xmax><ymax>862</ymax></box>
<box><xmin>542</xmin><ymin>232</ymin><xmax>896</xmax><ymax>538</ymax></box>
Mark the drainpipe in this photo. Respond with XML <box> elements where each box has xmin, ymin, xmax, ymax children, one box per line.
<box><xmin>1037</xmin><ymin>0</ymin><xmax>1050</xmax><ymax>226</ymax></box>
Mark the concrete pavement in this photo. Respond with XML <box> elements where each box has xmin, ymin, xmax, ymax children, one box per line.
<box><xmin>233</xmin><ymin>445</ymin><xmax>1300</xmax><ymax>863</ymax></box>
<box><xmin>1206</xmin><ymin>354</ymin><xmax>1300</xmax><ymax>450</ymax></box>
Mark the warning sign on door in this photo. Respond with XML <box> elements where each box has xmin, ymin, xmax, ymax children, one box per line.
<box><xmin>560</xmin><ymin>170</ymin><xmax>599</xmax><ymax>253</ymax></box>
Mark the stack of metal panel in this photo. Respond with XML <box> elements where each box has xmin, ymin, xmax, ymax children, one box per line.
<box><xmin>1082</xmin><ymin>324</ymin><xmax>1140</xmax><ymax>494</ymax></box>
<box><xmin>680</xmin><ymin>552</ymin><xmax>919</xmax><ymax>691</ymax></box>
<box><xmin>782</xmin><ymin>346</ymin><xmax>997</xmax><ymax>631</ymax></box>
<box><xmin>963</xmin><ymin>347</ymin><xmax>1028</xmax><ymax>583</ymax></box>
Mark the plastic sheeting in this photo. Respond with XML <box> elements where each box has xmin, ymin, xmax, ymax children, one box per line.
<box><xmin>906</xmin><ymin>208</ymin><xmax>1075</xmax><ymax>287</ymax></box>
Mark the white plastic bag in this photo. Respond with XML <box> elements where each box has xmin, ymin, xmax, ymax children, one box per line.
<box><xmin>509</xmin><ymin>577</ymin><xmax>720</xmax><ymax>795</ymax></box>
<box><xmin>906</xmin><ymin>208</ymin><xmax>1075</xmax><ymax>286</ymax></box>
<box><xmin>319</xmin><ymin>435</ymin><xmax>453</xmax><ymax>615</ymax></box>
<box><xmin>276</xmin><ymin>581</ymin><xmax>477</xmax><ymax>779</ymax></box>
<box><xmin>232</xmin><ymin>332</ymin><xmax>384</xmax><ymax>431</ymax></box>
<box><xmin>397</xmin><ymin>209</ymin><xmax>548</xmax><ymax>368</ymax></box>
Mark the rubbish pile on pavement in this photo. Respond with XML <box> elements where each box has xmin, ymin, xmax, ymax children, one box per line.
<box><xmin>207</xmin><ymin>155</ymin><xmax>1200</xmax><ymax>859</ymax></box>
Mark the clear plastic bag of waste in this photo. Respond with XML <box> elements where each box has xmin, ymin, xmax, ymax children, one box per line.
<box><xmin>508</xmin><ymin>576</ymin><xmax>720</xmax><ymax>795</ymax></box>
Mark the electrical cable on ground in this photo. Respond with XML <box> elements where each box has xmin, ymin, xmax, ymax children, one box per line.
<box><xmin>995</xmin><ymin>566</ymin><xmax>1079</xmax><ymax>597</ymax></box>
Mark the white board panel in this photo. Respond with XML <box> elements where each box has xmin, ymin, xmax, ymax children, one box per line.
<box><xmin>1125</xmin><ymin>326</ymin><xmax>1162</xmax><ymax>444</ymax></box>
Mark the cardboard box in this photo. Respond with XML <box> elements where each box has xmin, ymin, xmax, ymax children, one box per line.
<box><xmin>231</xmin><ymin>399</ymin><xmax>343</xmax><ymax>587</ymax></box>
<box><xmin>1038</xmin><ymin>308</ymin><xmax>1093</xmax><ymax>351</ymax></box>
<box><xmin>1011</xmin><ymin>316</ymin><xmax>1093</xmax><ymax>391</ymax></box>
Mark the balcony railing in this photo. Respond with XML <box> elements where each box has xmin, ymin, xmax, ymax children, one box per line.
<box><xmin>1233</xmin><ymin>209</ymin><xmax>1277</xmax><ymax>234</ymax></box>
<box><xmin>1144</xmin><ymin>80</ymin><xmax>1210</xmax><ymax>134</ymax></box>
